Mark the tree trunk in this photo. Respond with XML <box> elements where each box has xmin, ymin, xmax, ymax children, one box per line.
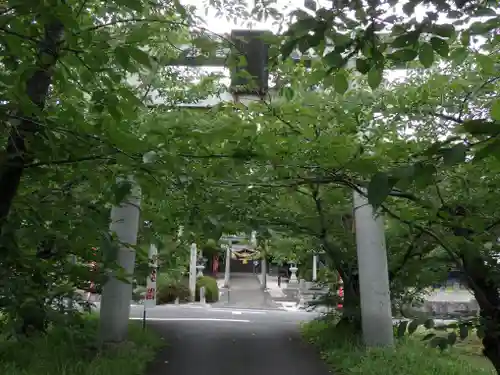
<box><xmin>462</xmin><ymin>253</ymin><xmax>500</xmax><ymax>374</ymax></box>
<box><xmin>337</xmin><ymin>267</ymin><xmax>362</xmax><ymax>335</ymax></box>
<box><xmin>0</xmin><ymin>19</ymin><xmax>64</xmax><ymax>225</ymax></box>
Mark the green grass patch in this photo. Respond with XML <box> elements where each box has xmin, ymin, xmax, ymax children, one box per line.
<box><xmin>0</xmin><ymin>315</ymin><xmax>164</xmax><ymax>375</ymax></box>
<box><xmin>412</xmin><ymin>326</ymin><xmax>493</xmax><ymax>371</ymax></box>
<box><xmin>301</xmin><ymin>318</ymin><xmax>495</xmax><ymax>375</ymax></box>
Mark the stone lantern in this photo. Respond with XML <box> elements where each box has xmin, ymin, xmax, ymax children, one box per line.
<box><xmin>289</xmin><ymin>262</ymin><xmax>299</xmax><ymax>284</ymax></box>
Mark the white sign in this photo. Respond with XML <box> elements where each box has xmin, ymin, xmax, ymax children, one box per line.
<box><xmin>144</xmin><ymin>244</ymin><xmax>158</xmax><ymax>308</ymax></box>
<box><xmin>189</xmin><ymin>243</ymin><xmax>197</xmax><ymax>300</ymax></box>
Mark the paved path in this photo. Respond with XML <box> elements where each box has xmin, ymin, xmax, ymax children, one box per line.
<box><xmin>142</xmin><ymin>305</ymin><xmax>331</xmax><ymax>375</ymax></box>
<box><xmin>257</xmin><ymin>274</ymin><xmax>286</xmax><ymax>298</ymax></box>
<box><xmin>214</xmin><ymin>273</ymin><xmax>281</xmax><ymax>310</ymax></box>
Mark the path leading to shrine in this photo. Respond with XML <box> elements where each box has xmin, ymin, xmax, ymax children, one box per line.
<box><xmin>213</xmin><ymin>272</ymin><xmax>281</xmax><ymax>310</ymax></box>
<box><xmin>134</xmin><ymin>273</ymin><xmax>330</xmax><ymax>375</ymax></box>
<box><xmin>141</xmin><ymin>304</ymin><xmax>331</xmax><ymax>375</ymax></box>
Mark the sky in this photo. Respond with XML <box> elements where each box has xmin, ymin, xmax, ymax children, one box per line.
<box><xmin>171</xmin><ymin>0</ymin><xmax>495</xmax><ymax>106</ymax></box>
<box><xmin>175</xmin><ymin>0</ymin><xmax>433</xmax><ymax>80</ymax></box>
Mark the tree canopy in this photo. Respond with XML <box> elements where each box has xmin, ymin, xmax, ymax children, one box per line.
<box><xmin>2</xmin><ymin>0</ymin><xmax>500</xmax><ymax>371</ymax></box>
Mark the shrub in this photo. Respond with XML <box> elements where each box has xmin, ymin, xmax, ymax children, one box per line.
<box><xmin>195</xmin><ymin>276</ymin><xmax>219</xmax><ymax>303</ymax></box>
<box><xmin>301</xmin><ymin>268</ymin><xmax>313</xmax><ymax>282</ymax></box>
<box><xmin>301</xmin><ymin>318</ymin><xmax>494</xmax><ymax>375</ymax></box>
<box><xmin>132</xmin><ymin>286</ymin><xmax>146</xmax><ymax>302</ymax></box>
<box><xmin>157</xmin><ymin>281</ymin><xmax>190</xmax><ymax>304</ymax></box>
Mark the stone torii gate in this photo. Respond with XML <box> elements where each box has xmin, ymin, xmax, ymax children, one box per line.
<box><xmin>168</xmin><ymin>30</ymin><xmax>394</xmax><ymax>347</ymax></box>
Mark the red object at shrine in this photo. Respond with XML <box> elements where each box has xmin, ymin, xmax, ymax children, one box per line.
<box><xmin>213</xmin><ymin>255</ymin><xmax>219</xmax><ymax>273</ymax></box>
<box><xmin>145</xmin><ymin>288</ymin><xmax>155</xmax><ymax>301</ymax></box>
<box><xmin>337</xmin><ymin>278</ymin><xmax>344</xmax><ymax>308</ymax></box>
<box><xmin>88</xmin><ymin>247</ymin><xmax>98</xmax><ymax>293</ymax></box>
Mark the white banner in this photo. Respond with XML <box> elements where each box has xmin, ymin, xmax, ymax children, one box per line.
<box><xmin>144</xmin><ymin>244</ymin><xmax>158</xmax><ymax>308</ymax></box>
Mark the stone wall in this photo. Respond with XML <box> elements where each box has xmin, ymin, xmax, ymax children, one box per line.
<box><xmin>407</xmin><ymin>290</ymin><xmax>479</xmax><ymax>318</ymax></box>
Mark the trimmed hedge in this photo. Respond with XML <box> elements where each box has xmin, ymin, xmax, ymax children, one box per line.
<box><xmin>195</xmin><ymin>276</ymin><xmax>219</xmax><ymax>303</ymax></box>
<box><xmin>157</xmin><ymin>281</ymin><xmax>190</xmax><ymax>304</ymax></box>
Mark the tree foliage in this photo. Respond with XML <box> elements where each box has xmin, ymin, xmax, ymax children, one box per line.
<box><xmin>2</xmin><ymin>0</ymin><xmax>500</xmax><ymax>372</ymax></box>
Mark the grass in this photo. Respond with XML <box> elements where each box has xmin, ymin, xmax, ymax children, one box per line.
<box><xmin>301</xmin><ymin>318</ymin><xmax>495</xmax><ymax>375</ymax></box>
<box><xmin>0</xmin><ymin>315</ymin><xmax>164</xmax><ymax>375</ymax></box>
<box><xmin>414</xmin><ymin>326</ymin><xmax>494</xmax><ymax>372</ymax></box>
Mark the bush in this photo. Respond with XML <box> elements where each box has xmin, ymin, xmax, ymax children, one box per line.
<box><xmin>157</xmin><ymin>281</ymin><xmax>190</xmax><ymax>304</ymax></box>
<box><xmin>0</xmin><ymin>315</ymin><xmax>163</xmax><ymax>375</ymax></box>
<box><xmin>301</xmin><ymin>268</ymin><xmax>313</xmax><ymax>282</ymax></box>
<box><xmin>195</xmin><ymin>276</ymin><xmax>219</xmax><ymax>303</ymax></box>
<box><xmin>301</xmin><ymin>318</ymin><xmax>494</xmax><ymax>375</ymax></box>
<box><xmin>132</xmin><ymin>286</ymin><xmax>146</xmax><ymax>302</ymax></box>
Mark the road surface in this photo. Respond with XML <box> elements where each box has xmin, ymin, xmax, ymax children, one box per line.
<box><xmin>214</xmin><ymin>273</ymin><xmax>281</xmax><ymax>310</ymax></box>
<box><xmin>137</xmin><ymin>304</ymin><xmax>332</xmax><ymax>375</ymax></box>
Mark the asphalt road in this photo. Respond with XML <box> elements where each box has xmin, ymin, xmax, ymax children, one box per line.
<box><xmin>139</xmin><ymin>305</ymin><xmax>332</xmax><ymax>375</ymax></box>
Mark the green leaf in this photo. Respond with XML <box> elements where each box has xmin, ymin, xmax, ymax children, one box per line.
<box><xmin>460</xmin><ymin>31</ymin><xmax>470</xmax><ymax>46</ymax></box>
<box><xmin>473</xmin><ymin>7</ymin><xmax>497</xmax><ymax>16</ymax></box>
<box><xmin>298</xmin><ymin>34</ymin><xmax>322</xmax><ymax>52</ymax></box>
<box><xmin>115</xmin><ymin>0</ymin><xmax>144</xmax><ymax>12</ymax></box>
<box><xmin>112</xmin><ymin>180</ymin><xmax>133</xmax><ymax>205</ymax></box>
<box><xmin>281</xmin><ymin>39</ymin><xmax>297</xmax><ymax>59</ymax></box>
<box><xmin>128</xmin><ymin>47</ymin><xmax>152</xmax><ymax>68</ymax></box>
<box><xmin>114</xmin><ymin>46</ymin><xmax>131</xmax><ymax>70</ymax></box>
<box><xmin>107</xmin><ymin>103</ymin><xmax>122</xmax><ymax>122</ymax></box>
<box><xmin>367</xmin><ymin>172</ymin><xmax>395</xmax><ymax>207</ymax></box>
<box><xmin>431</xmin><ymin>24</ymin><xmax>455</xmax><ymax>38</ymax></box>
<box><xmin>125</xmin><ymin>24</ymin><xmax>151</xmax><ymax>44</ymax></box>
<box><xmin>391</xmin><ymin>165</ymin><xmax>415</xmax><ymax>179</ymax></box>
<box><xmin>367</xmin><ymin>66</ymin><xmax>383</xmax><ymax>90</ymax></box>
<box><xmin>449</xmin><ymin>47</ymin><xmax>468</xmax><ymax>66</ymax></box>
<box><xmin>414</xmin><ymin>163</ymin><xmax>437</xmax><ymax>188</ymax></box>
<box><xmin>397</xmin><ymin>320</ymin><xmax>408</xmax><ymax>338</ymax></box>
<box><xmin>355</xmin><ymin>58</ymin><xmax>370</xmax><ymax>74</ymax></box>
<box><xmin>470</xmin><ymin>18</ymin><xmax>500</xmax><ymax>35</ymax></box>
<box><xmin>476</xmin><ymin>54</ymin><xmax>495</xmax><ymax>74</ymax></box>
<box><xmin>402</xmin><ymin>1</ymin><xmax>418</xmax><ymax>16</ymax></box>
<box><xmin>430</xmin><ymin>37</ymin><xmax>449</xmax><ymax>57</ymax></box>
<box><xmin>473</xmin><ymin>139</ymin><xmax>500</xmax><ymax>162</ymax></box>
<box><xmin>442</xmin><ymin>144</ymin><xmax>467</xmax><ymax>166</ymax></box>
<box><xmin>418</xmin><ymin>43</ymin><xmax>434</xmax><ymax>68</ymax></box>
<box><xmin>288</xmin><ymin>17</ymin><xmax>318</xmax><ymax>37</ymax></box>
<box><xmin>101</xmin><ymin>232</ymin><xmax>119</xmax><ymax>263</ymax></box>
<box><xmin>331</xmin><ymin>32</ymin><xmax>352</xmax><ymax>47</ymax></box>
<box><xmin>463</xmin><ymin>119</ymin><xmax>500</xmax><ymax>136</ymax></box>
<box><xmin>324</xmin><ymin>51</ymin><xmax>345</xmax><ymax>68</ymax></box>
<box><xmin>280</xmin><ymin>86</ymin><xmax>295</xmax><ymax>100</ymax></box>
<box><xmin>334</xmin><ymin>70</ymin><xmax>349</xmax><ymax>94</ymax></box>
<box><xmin>387</xmin><ymin>48</ymin><xmax>418</xmax><ymax>62</ymax></box>
<box><xmin>407</xmin><ymin>319</ymin><xmax>420</xmax><ymax>335</ymax></box>
<box><xmin>491</xmin><ymin>99</ymin><xmax>500</xmax><ymax>121</ymax></box>
<box><xmin>391</xmin><ymin>32</ymin><xmax>420</xmax><ymax>48</ymax></box>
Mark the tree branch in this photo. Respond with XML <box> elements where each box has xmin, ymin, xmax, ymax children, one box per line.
<box><xmin>459</xmin><ymin>76</ymin><xmax>500</xmax><ymax>120</ymax></box>
<box><xmin>25</xmin><ymin>154</ymin><xmax>116</xmax><ymax>168</ymax></box>
<box><xmin>388</xmin><ymin>230</ymin><xmax>424</xmax><ymax>280</ymax></box>
<box><xmin>428</xmin><ymin>111</ymin><xmax>463</xmax><ymax>124</ymax></box>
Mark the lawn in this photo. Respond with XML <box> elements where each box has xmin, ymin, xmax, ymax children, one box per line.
<box><xmin>0</xmin><ymin>315</ymin><xmax>163</xmax><ymax>375</ymax></box>
<box><xmin>302</xmin><ymin>318</ymin><xmax>495</xmax><ymax>375</ymax></box>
